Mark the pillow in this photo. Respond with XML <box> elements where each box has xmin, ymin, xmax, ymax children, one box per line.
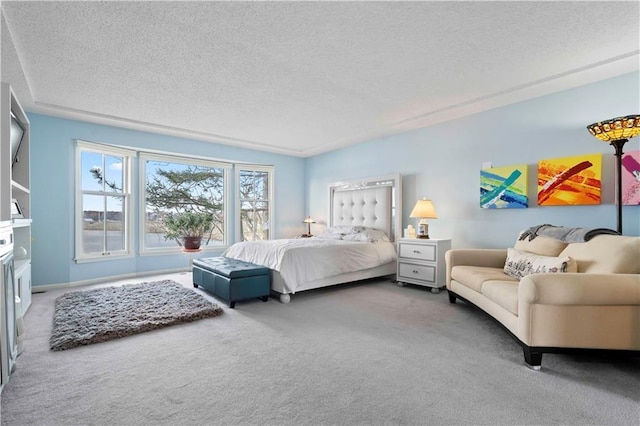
<box><xmin>325</xmin><ymin>225</ymin><xmax>366</xmax><ymax>235</ymax></box>
<box><xmin>314</xmin><ymin>230</ymin><xmax>344</xmax><ymax>240</ymax></box>
<box><xmin>558</xmin><ymin>235</ymin><xmax>640</xmax><ymax>273</ymax></box>
<box><xmin>503</xmin><ymin>248</ymin><xmax>577</xmax><ymax>280</ymax></box>
<box><xmin>342</xmin><ymin>229</ymin><xmax>390</xmax><ymax>243</ymax></box>
<box><xmin>514</xmin><ymin>232</ymin><xmax>568</xmax><ymax>256</ymax></box>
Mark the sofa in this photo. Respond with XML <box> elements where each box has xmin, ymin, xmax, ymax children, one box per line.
<box><xmin>445</xmin><ymin>232</ymin><xmax>640</xmax><ymax>370</ymax></box>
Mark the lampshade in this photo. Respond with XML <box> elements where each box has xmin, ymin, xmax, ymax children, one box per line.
<box><xmin>586</xmin><ymin>115</ymin><xmax>640</xmax><ymax>142</ymax></box>
<box><xmin>303</xmin><ymin>216</ymin><xmax>315</xmax><ymax>224</ymax></box>
<box><xmin>409</xmin><ymin>199</ymin><xmax>437</xmax><ymax>219</ymax></box>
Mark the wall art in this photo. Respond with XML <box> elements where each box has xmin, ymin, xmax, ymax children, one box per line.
<box><xmin>622</xmin><ymin>150</ymin><xmax>640</xmax><ymax>205</ymax></box>
<box><xmin>537</xmin><ymin>153</ymin><xmax>601</xmax><ymax>206</ymax></box>
<box><xmin>480</xmin><ymin>164</ymin><xmax>528</xmax><ymax>209</ymax></box>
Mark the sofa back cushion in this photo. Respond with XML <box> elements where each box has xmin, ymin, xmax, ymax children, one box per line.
<box><xmin>514</xmin><ymin>233</ymin><xmax>569</xmax><ymax>256</ymax></box>
<box><xmin>558</xmin><ymin>235</ymin><xmax>640</xmax><ymax>273</ymax></box>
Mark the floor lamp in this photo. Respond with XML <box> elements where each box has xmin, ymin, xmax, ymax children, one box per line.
<box><xmin>587</xmin><ymin>115</ymin><xmax>640</xmax><ymax>234</ymax></box>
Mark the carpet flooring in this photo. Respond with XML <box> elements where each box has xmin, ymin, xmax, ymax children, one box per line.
<box><xmin>1</xmin><ymin>272</ymin><xmax>639</xmax><ymax>425</ymax></box>
<box><xmin>49</xmin><ymin>280</ymin><xmax>223</xmax><ymax>351</ymax></box>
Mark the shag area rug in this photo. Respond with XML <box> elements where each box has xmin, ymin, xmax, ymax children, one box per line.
<box><xmin>50</xmin><ymin>280</ymin><xmax>223</xmax><ymax>351</ymax></box>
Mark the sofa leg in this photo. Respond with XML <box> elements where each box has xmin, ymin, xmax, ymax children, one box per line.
<box><xmin>523</xmin><ymin>347</ymin><xmax>542</xmax><ymax>370</ymax></box>
<box><xmin>447</xmin><ymin>291</ymin><xmax>456</xmax><ymax>304</ymax></box>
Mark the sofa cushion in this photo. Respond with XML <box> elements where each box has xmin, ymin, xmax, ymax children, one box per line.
<box><xmin>514</xmin><ymin>233</ymin><xmax>569</xmax><ymax>256</ymax></box>
<box><xmin>504</xmin><ymin>248</ymin><xmax>577</xmax><ymax>280</ymax></box>
<box><xmin>558</xmin><ymin>235</ymin><xmax>640</xmax><ymax>274</ymax></box>
<box><xmin>481</xmin><ymin>280</ymin><xmax>519</xmax><ymax>315</ymax></box>
<box><xmin>451</xmin><ymin>265</ymin><xmax>517</xmax><ymax>292</ymax></box>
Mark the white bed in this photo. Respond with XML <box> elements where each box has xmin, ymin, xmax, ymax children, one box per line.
<box><xmin>223</xmin><ymin>173</ymin><xmax>402</xmax><ymax>303</ymax></box>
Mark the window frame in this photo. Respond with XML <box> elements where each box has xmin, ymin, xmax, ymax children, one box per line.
<box><xmin>75</xmin><ymin>140</ymin><xmax>135</xmax><ymax>263</ymax></box>
<box><xmin>139</xmin><ymin>152</ymin><xmax>232</xmax><ymax>255</ymax></box>
<box><xmin>235</xmin><ymin>164</ymin><xmax>275</xmax><ymax>242</ymax></box>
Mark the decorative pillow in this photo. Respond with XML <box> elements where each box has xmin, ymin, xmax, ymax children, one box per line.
<box><xmin>325</xmin><ymin>225</ymin><xmax>366</xmax><ymax>235</ymax></box>
<box><xmin>342</xmin><ymin>229</ymin><xmax>390</xmax><ymax>243</ymax></box>
<box><xmin>503</xmin><ymin>248</ymin><xmax>577</xmax><ymax>280</ymax></box>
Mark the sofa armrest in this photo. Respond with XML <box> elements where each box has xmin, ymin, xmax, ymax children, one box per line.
<box><xmin>519</xmin><ymin>273</ymin><xmax>640</xmax><ymax>306</ymax></box>
<box><xmin>445</xmin><ymin>249</ymin><xmax>507</xmax><ymax>286</ymax></box>
<box><xmin>517</xmin><ymin>273</ymin><xmax>640</xmax><ymax>349</ymax></box>
<box><xmin>445</xmin><ymin>249</ymin><xmax>507</xmax><ymax>268</ymax></box>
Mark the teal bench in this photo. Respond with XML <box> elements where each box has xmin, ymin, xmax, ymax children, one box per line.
<box><xmin>192</xmin><ymin>257</ymin><xmax>270</xmax><ymax>308</ymax></box>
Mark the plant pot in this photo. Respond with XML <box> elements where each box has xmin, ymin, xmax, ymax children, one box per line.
<box><xmin>183</xmin><ymin>236</ymin><xmax>202</xmax><ymax>250</ymax></box>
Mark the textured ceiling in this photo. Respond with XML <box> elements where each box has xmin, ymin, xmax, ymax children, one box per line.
<box><xmin>1</xmin><ymin>1</ymin><xmax>639</xmax><ymax>157</ymax></box>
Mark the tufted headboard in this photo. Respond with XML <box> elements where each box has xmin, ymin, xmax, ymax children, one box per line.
<box><xmin>328</xmin><ymin>173</ymin><xmax>402</xmax><ymax>242</ymax></box>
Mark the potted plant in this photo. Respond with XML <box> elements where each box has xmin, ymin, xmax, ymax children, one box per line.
<box><xmin>162</xmin><ymin>211</ymin><xmax>214</xmax><ymax>250</ymax></box>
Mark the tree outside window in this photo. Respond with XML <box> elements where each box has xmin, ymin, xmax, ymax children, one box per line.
<box><xmin>142</xmin><ymin>156</ymin><xmax>229</xmax><ymax>250</ymax></box>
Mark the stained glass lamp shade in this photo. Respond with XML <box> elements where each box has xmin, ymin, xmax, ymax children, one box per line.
<box><xmin>586</xmin><ymin>114</ymin><xmax>640</xmax><ymax>233</ymax></box>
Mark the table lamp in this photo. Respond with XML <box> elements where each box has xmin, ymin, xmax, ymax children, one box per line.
<box><xmin>409</xmin><ymin>199</ymin><xmax>437</xmax><ymax>239</ymax></box>
<box><xmin>302</xmin><ymin>216</ymin><xmax>315</xmax><ymax>237</ymax></box>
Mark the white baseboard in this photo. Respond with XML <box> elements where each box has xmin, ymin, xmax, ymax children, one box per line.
<box><xmin>32</xmin><ymin>267</ymin><xmax>190</xmax><ymax>292</ymax></box>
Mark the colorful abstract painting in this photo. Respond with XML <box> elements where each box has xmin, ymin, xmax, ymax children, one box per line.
<box><xmin>538</xmin><ymin>153</ymin><xmax>602</xmax><ymax>206</ymax></box>
<box><xmin>480</xmin><ymin>164</ymin><xmax>528</xmax><ymax>209</ymax></box>
<box><xmin>622</xmin><ymin>150</ymin><xmax>640</xmax><ymax>205</ymax></box>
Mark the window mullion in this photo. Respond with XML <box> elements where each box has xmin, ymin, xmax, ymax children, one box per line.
<box><xmin>102</xmin><ymin>193</ymin><xmax>107</xmax><ymax>255</ymax></box>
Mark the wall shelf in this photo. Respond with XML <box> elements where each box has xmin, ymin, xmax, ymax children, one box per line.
<box><xmin>11</xmin><ymin>218</ymin><xmax>31</xmax><ymax>228</ymax></box>
<box><xmin>10</xmin><ymin>181</ymin><xmax>29</xmax><ymax>195</ymax></box>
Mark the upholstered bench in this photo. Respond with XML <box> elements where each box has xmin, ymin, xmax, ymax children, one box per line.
<box><xmin>192</xmin><ymin>257</ymin><xmax>270</xmax><ymax>308</ymax></box>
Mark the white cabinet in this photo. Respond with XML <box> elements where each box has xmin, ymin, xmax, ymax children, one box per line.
<box><xmin>1</xmin><ymin>83</ymin><xmax>31</xmax><ymax>313</ymax></box>
<box><xmin>1</xmin><ymin>83</ymin><xmax>31</xmax><ymax>392</ymax></box>
<box><xmin>396</xmin><ymin>238</ymin><xmax>451</xmax><ymax>293</ymax></box>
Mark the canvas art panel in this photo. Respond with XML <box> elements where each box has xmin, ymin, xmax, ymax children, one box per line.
<box><xmin>537</xmin><ymin>153</ymin><xmax>602</xmax><ymax>206</ymax></box>
<box><xmin>480</xmin><ymin>164</ymin><xmax>528</xmax><ymax>209</ymax></box>
<box><xmin>621</xmin><ymin>150</ymin><xmax>640</xmax><ymax>205</ymax></box>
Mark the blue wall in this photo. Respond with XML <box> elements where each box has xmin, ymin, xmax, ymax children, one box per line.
<box><xmin>28</xmin><ymin>114</ymin><xmax>305</xmax><ymax>286</ymax></box>
<box><xmin>305</xmin><ymin>72</ymin><xmax>640</xmax><ymax>249</ymax></box>
<box><xmin>28</xmin><ymin>72</ymin><xmax>640</xmax><ymax>286</ymax></box>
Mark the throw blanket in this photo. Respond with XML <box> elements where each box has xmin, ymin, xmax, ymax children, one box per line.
<box><xmin>518</xmin><ymin>224</ymin><xmax>620</xmax><ymax>243</ymax></box>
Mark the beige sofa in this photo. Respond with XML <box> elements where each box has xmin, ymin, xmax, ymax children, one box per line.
<box><xmin>445</xmin><ymin>233</ymin><xmax>640</xmax><ymax>370</ymax></box>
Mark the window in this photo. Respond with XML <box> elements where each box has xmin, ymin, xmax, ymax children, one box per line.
<box><xmin>76</xmin><ymin>141</ymin><xmax>269</xmax><ymax>260</ymax></box>
<box><xmin>141</xmin><ymin>153</ymin><xmax>230</xmax><ymax>252</ymax></box>
<box><xmin>237</xmin><ymin>165</ymin><xmax>274</xmax><ymax>241</ymax></box>
<box><xmin>75</xmin><ymin>141</ymin><xmax>133</xmax><ymax>261</ymax></box>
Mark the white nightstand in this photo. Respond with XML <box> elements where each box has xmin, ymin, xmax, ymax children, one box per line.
<box><xmin>396</xmin><ymin>238</ymin><xmax>452</xmax><ymax>293</ymax></box>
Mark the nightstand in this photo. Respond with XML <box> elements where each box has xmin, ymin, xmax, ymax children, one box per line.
<box><xmin>396</xmin><ymin>238</ymin><xmax>452</xmax><ymax>293</ymax></box>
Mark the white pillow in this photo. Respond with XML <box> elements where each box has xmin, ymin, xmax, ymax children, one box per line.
<box><xmin>342</xmin><ymin>229</ymin><xmax>390</xmax><ymax>243</ymax></box>
<box><xmin>325</xmin><ymin>225</ymin><xmax>366</xmax><ymax>235</ymax></box>
<box><xmin>314</xmin><ymin>230</ymin><xmax>344</xmax><ymax>240</ymax></box>
<box><xmin>504</xmin><ymin>248</ymin><xmax>577</xmax><ymax>280</ymax></box>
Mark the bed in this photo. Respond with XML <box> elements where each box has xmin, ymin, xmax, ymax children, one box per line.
<box><xmin>223</xmin><ymin>173</ymin><xmax>402</xmax><ymax>303</ymax></box>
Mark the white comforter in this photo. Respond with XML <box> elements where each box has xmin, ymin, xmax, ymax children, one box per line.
<box><xmin>222</xmin><ymin>238</ymin><xmax>396</xmax><ymax>293</ymax></box>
